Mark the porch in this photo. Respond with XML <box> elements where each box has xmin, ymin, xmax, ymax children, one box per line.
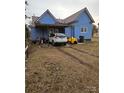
<box><xmin>35</xmin><ymin>24</ymin><xmax>69</xmax><ymax>40</ymax></box>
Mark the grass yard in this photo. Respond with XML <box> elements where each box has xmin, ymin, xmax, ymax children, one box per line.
<box><xmin>71</xmin><ymin>37</ymin><xmax>99</xmax><ymax>57</ymax></box>
<box><xmin>26</xmin><ymin>36</ymin><xmax>99</xmax><ymax>93</ymax></box>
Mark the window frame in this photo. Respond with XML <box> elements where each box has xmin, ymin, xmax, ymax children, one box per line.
<box><xmin>81</xmin><ymin>27</ymin><xmax>88</xmax><ymax>33</ymax></box>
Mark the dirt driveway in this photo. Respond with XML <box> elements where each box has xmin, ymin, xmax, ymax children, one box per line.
<box><xmin>26</xmin><ymin>38</ymin><xmax>99</xmax><ymax>93</ymax></box>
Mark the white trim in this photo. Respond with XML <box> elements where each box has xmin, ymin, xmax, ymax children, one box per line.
<box><xmin>81</xmin><ymin>26</ymin><xmax>88</xmax><ymax>33</ymax></box>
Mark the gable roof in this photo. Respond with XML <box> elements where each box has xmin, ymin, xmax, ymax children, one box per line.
<box><xmin>36</xmin><ymin>9</ymin><xmax>58</xmax><ymax>23</ymax></box>
<box><xmin>62</xmin><ymin>9</ymin><xmax>82</xmax><ymax>23</ymax></box>
<box><xmin>32</xmin><ymin>7</ymin><xmax>95</xmax><ymax>26</ymax></box>
<box><xmin>63</xmin><ymin>7</ymin><xmax>95</xmax><ymax>23</ymax></box>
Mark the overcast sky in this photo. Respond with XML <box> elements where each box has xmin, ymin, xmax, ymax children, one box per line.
<box><xmin>26</xmin><ymin>0</ymin><xmax>99</xmax><ymax>24</ymax></box>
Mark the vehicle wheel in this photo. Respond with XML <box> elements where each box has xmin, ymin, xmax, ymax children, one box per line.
<box><xmin>74</xmin><ymin>41</ymin><xmax>77</xmax><ymax>44</ymax></box>
<box><xmin>68</xmin><ymin>41</ymin><xmax>71</xmax><ymax>44</ymax></box>
<box><xmin>63</xmin><ymin>43</ymin><xmax>66</xmax><ymax>45</ymax></box>
<box><xmin>52</xmin><ymin>40</ymin><xmax>55</xmax><ymax>46</ymax></box>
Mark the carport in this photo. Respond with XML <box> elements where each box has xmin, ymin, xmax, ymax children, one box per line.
<box><xmin>35</xmin><ymin>23</ymin><xmax>69</xmax><ymax>40</ymax></box>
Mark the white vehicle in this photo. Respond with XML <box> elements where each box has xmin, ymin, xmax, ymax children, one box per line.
<box><xmin>49</xmin><ymin>33</ymin><xmax>67</xmax><ymax>45</ymax></box>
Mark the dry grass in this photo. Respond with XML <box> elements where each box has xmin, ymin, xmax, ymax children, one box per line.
<box><xmin>26</xmin><ymin>36</ymin><xmax>99</xmax><ymax>93</ymax></box>
<box><xmin>72</xmin><ymin>37</ymin><xmax>99</xmax><ymax>57</ymax></box>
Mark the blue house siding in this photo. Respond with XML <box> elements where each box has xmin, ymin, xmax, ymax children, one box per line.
<box><xmin>31</xmin><ymin>8</ymin><xmax>94</xmax><ymax>41</ymax></box>
<box><xmin>31</xmin><ymin>12</ymin><xmax>57</xmax><ymax>41</ymax></box>
<box><xmin>38</xmin><ymin>13</ymin><xmax>56</xmax><ymax>24</ymax></box>
<box><xmin>31</xmin><ymin>27</ymin><xmax>41</xmax><ymax>41</ymax></box>
<box><xmin>64</xmin><ymin>12</ymin><xmax>93</xmax><ymax>40</ymax></box>
<box><xmin>74</xmin><ymin>12</ymin><xmax>93</xmax><ymax>39</ymax></box>
<box><xmin>65</xmin><ymin>27</ymin><xmax>72</xmax><ymax>37</ymax></box>
<box><xmin>31</xmin><ymin>27</ymin><xmax>49</xmax><ymax>41</ymax></box>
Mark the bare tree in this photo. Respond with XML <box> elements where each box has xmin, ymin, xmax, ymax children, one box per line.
<box><xmin>92</xmin><ymin>24</ymin><xmax>98</xmax><ymax>37</ymax></box>
<box><xmin>25</xmin><ymin>0</ymin><xmax>30</xmax><ymax>44</ymax></box>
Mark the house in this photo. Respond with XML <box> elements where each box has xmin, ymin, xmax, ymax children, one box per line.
<box><xmin>31</xmin><ymin>7</ymin><xmax>95</xmax><ymax>42</ymax></box>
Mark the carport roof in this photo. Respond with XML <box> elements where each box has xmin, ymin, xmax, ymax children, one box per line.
<box><xmin>35</xmin><ymin>23</ymin><xmax>69</xmax><ymax>27</ymax></box>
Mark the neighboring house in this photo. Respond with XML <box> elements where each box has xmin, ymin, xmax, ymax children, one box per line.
<box><xmin>31</xmin><ymin>7</ymin><xmax>95</xmax><ymax>42</ymax></box>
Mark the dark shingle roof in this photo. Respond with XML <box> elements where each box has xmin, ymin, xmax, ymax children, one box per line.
<box><xmin>32</xmin><ymin>16</ymin><xmax>39</xmax><ymax>26</ymax></box>
<box><xmin>63</xmin><ymin>7</ymin><xmax>95</xmax><ymax>23</ymax></box>
<box><xmin>62</xmin><ymin>9</ymin><xmax>82</xmax><ymax>23</ymax></box>
<box><xmin>56</xmin><ymin>19</ymin><xmax>64</xmax><ymax>23</ymax></box>
<box><xmin>32</xmin><ymin>7</ymin><xmax>94</xmax><ymax>26</ymax></box>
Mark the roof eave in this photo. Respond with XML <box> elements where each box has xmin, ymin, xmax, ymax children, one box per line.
<box><xmin>36</xmin><ymin>9</ymin><xmax>58</xmax><ymax>23</ymax></box>
<box><xmin>84</xmin><ymin>8</ymin><xmax>95</xmax><ymax>23</ymax></box>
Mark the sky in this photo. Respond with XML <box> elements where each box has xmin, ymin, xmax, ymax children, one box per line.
<box><xmin>26</xmin><ymin>0</ymin><xmax>99</xmax><ymax>24</ymax></box>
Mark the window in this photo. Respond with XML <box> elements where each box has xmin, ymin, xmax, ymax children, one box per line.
<box><xmin>49</xmin><ymin>28</ymin><xmax>59</xmax><ymax>33</ymax></box>
<box><xmin>81</xmin><ymin>27</ymin><xmax>88</xmax><ymax>32</ymax></box>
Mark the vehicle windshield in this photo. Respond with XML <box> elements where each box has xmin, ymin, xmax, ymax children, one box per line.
<box><xmin>56</xmin><ymin>33</ymin><xmax>66</xmax><ymax>37</ymax></box>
